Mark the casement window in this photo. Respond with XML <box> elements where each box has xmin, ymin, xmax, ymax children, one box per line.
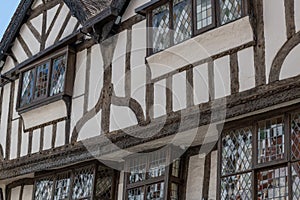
<box><xmin>33</xmin><ymin>163</ymin><xmax>118</xmax><ymax>200</ymax></box>
<box><xmin>219</xmin><ymin>110</ymin><xmax>300</xmax><ymax>199</ymax></box>
<box><xmin>17</xmin><ymin>47</ymin><xmax>75</xmax><ymax>113</ymax></box>
<box><xmin>136</xmin><ymin>0</ymin><xmax>247</xmax><ymax>55</ymax></box>
<box><xmin>124</xmin><ymin>148</ymin><xmax>184</xmax><ymax>200</ymax></box>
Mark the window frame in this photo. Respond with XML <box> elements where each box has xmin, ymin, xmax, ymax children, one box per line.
<box><xmin>144</xmin><ymin>0</ymin><xmax>249</xmax><ymax>56</ymax></box>
<box><xmin>32</xmin><ymin>161</ymin><xmax>119</xmax><ymax>200</ymax></box>
<box><xmin>17</xmin><ymin>46</ymin><xmax>75</xmax><ymax>113</ymax></box>
<box><xmin>123</xmin><ymin>147</ymin><xmax>185</xmax><ymax>200</ymax></box>
<box><xmin>218</xmin><ymin>106</ymin><xmax>300</xmax><ymax>200</ymax></box>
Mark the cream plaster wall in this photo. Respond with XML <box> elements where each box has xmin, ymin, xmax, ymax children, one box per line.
<box><xmin>22</xmin><ymin>185</ymin><xmax>33</xmax><ymax>200</ymax></box>
<box><xmin>121</xmin><ymin>0</ymin><xmax>150</xmax><ymax>22</ymax></box>
<box><xmin>10</xmin><ymin>186</ymin><xmax>21</xmax><ymax>200</ymax></box>
<box><xmin>43</xmin><ymin>125</ymin><xmax>52</xmax><ymax>150</ymax></box>
<box><xmin>32</xmin><ymin>129</ymin><xmax>41</xmax><ymax>154</ymax></box>
<box><xmin>73</xmin><ymin>50</ymin><xmax>87</xmax><ymax>97</ymax></box>
<box><xmin>30</xmin><ymin>14</ymin><xmax>43</xmax><ymax>35</ymax></box>
<box><xmin>2</xmin><ymin>56</ymin><xmax>15</xmax><ymax>74</ymax></box>
<box><xmin>173</xmin><ymin>72</ymin><xmax>187</xmax><ymax>111</ymax></box>
<box><xmin>0</xmin><ymin>84</ymin><xmax>10</xmax><ymax>159</ymax></box>
<box><xmin>238</xmin><ymin>47</ymin><xmax>255</xmax><ymax>92</ymax></box>
<box><xmin>154</xmin><ymin>80</ymin><xmax>166</xmax><ymax>118</ymax></box>
<box><xmin>47</xmin><ymin>4</ymin><xmax>60</xmax><ymax>31</ymax></box>
<box><xmin>110</xmin><ymin>105</ymin><xmax>138</xmax><ymax>132</ymax></box>
<box><xmin>280</xmin><ymin>44</ymin><xmax>300</xmax><ymax>80</ymax></box>
<box><xmin>11</xmin><ymin>38</ymin><xmax>28</xmax><ymax>64</ymax></box>
<box><xmin>193</xmin><ymin>63</ymin><xmax>209</xmax><ymax>104</ymax></box>
<box><xmin>214</xmin><ymin>56</ymin><xmax>230</xmax><ymax>99</ymax></box>
<box><xmin>20</xmin><ymin>132</ymin><xmax>29</xmax><ymax>157</ymax></box>
<box><xmin>55</xmin><ymin>120</ymin><xmax>66</xmax><ymax>147</ymax></box>
<box><xmin>10</xmin><ymin>120</ymin><xmax>19</xmax><ymax>159</ymax></box>
<box><xmin>295</xmin><ymin>0</ymin><xmax>300</xmax><ymax>33</ymax></box>
<box><xmin>78</xmin><ymin>112</ymin><xmax>102</xmax><ymax>141</ymax></box>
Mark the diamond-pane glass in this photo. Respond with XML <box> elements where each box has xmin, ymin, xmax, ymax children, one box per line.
<box><xmin>95</xmin><ymin>166</ymin><xmax>114</xmax><ymax>200</ymax></box>
<box><xmin>128</xmin><ymin>187</ymin><xmax>144</xmax><ymax>200</ymax></box>
<box><xmin>257</xmin><ymin>167</ymin><xmax>288</xmax><ymax>199</ymax></box>
<box><xmin>152</xmin><ymin>4</ymin><xmax>170</xmax><ymax>53</ymax></box>
<box><xmin>50</xmin><ymin>55</ymin><xmax>66</xmax><ymax>96</ymax></box>
<box><xmin>258</xmin><ymin>117</ymin><xmax>284</xmax><ymax>164</ymax></box>
<box><xmin>219</xmin><ymin>0</ymin><xmax>242</xmax><ymax>25</ymax></box>
<box><xmin>34</xmin><ymin>178</ymin><xmax>54</xmax><ymax>200</ymax></box>
<box><xmin>72</xmin><ymin>167</ymin><xmax>94</xmax><ymax>199</ymax></box>
<box><xmin>148</xmin><ymin>151</ymin><xmax>166</xmax><ymax>178</ymax></box>
<box><xmin>21</xmin><ymin>69</ymin><xmax>35</xmax><ymax>106</ymax></box>
<box><xmin>146</xmin><ymin>182</ymin><xmax>164</xmax><ymax>200</ymax></box>
<box><xmin>34</xmin><ymin>62</ymin><xmax>50</xmax><ymax>99</ymax></box>
<box><xmin>173</xmin><ymin>0</ymin><xmax>192</xmax><ymax>44</ymax></box>
<box><xmin>292</xmin><ymin>113</ymin><xmax>300</xmax><ymax>159</ymax></box>
<box><xmin>222</xmin><ymin>127</ymin><xmax>252</xmax><ymax>175</ymax></box>
<box><xmin>196</xmin><ymin>0</ymin><xmax>213</xmax><ymax>29</ymax></box>
<box><xmin>292</xmin><ymin>162</ymin><xmax>300</xmax><ymax>200</ymax></box>
<box><xmin>129</xmin><ymin>156</ymin><xmax>147</xmax><ymax>184</ymax></box>
<box><xmin>54</xmin><ymin>173</ymin><xmax>70</xmax><ymax>200</ymax></box>
<box><xmin>221</xmin><ymin>172</ymin><xmax>252</xmax><ymax>200</ymax></box>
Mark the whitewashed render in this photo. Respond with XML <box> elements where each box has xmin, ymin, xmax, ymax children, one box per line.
<box><xmin>0</xmin><ymin>0</ymin><xmax>299</xmax><ymax>199</ymax></box>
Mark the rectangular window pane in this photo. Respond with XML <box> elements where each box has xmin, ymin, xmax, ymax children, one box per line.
<box><xmin>258</xmin><ymin>117</ymin><xmax>284</xmax><ymax>164</ymax></box>
<box><xmin>173</xmin><ymin>0</ymin><xmax>192</xmax><ymax>44</ymax></box>
<box><xmin>171</xmin><ymin>159</ymin><xmax>180</xmax><ymax>177</ymax></box>
<box><xmin>95</xmin><ymin>166</ymin><xmax>114</xmax><ymax>199</ymax></box>
<box><xmin>148</xmin><ymin>151</ymin><xmax>166</xmax><ymax>178</ymax></box>
<box><xmin>146</xmin><ymin>182</ymin><xmax>164</xmax><ymax>200</ymax></box>
<box><xmin>34</xmin><ymin>177</ymin><xmax>54</xmax><ymax>200</ymax></box>
<box><xmin>152</xmin><ymin>4</ymin><xmax>170</xmax><ymax>53</ymax></box>
<box><xmin>21</xmin><ymin>69</ymin><xmax>35</xmax><ymax>107</ymax></box>
<box><xmin>257</xmin><ymin>167</ymin><xmax>288</xmax><ymax>199</ymax></box>
<box><xmin>221</xmin><ymin>172</ymin><xmax>252</xmax><ymax>200</ymax></box>
<box><xmin>72</xmin><ymin>167</ymin><xmax>94</xmax><ymax>199</ymax></box>
<box><xmin>128</xmin><ymin>187</ymin><xmax>144</xmax><ymax>200</ymax></box>
<box><xmin>54</xmin><ymin>173</ymin><xmax>70</xmax><ymax>200</ymax></box>
<box><xmin>34</xmin><ymin>62</ymin><xmax>50</xmax><ymax>99</ymax></box>
<box><xmin>293</xmin><ymin>162</ymin><xmax>300</xmax><ymax>200</ymax></box>
<box><xmin>219</xmin><ymin>0</ymin><xmax>242</xmax><ymax>25</ymax></box>
<box><xmin>129</xmin><ymin>156</ymin><xmax>147</xmax><ymax>184</ymax></box>
<box><xmin>50</xmin><ymin>55</ymin><xmax>66</xmax><ymax>96</ymax></box>
<box><xmin>196</xmin><ymin>0</ymin><xmax>213</xmax><ymax>30</ymax></box>
<box><xmin>222</xmin><ymin>127</ymin><xmax>252</xmax><ymax>175</ymax></box>
<box><xmin>291</xmin><ymin>113</ymin><xmax>300</xmax><ymax>159</ymax></box>
<box><xmin>170</xmin><ymin>183</ymin><xmax>179</xmax><ymax>200</ymax></box>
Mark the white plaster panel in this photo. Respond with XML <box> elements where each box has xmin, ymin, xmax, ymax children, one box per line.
<box><xmin>208</xmin><ymin>150</ymin><xmax>218</xmax><ymax>199</ymax></box>
<box><xmin>122</xmin><ymin>0</ymin><xmax>150</xmax><ymax>22</ymax></box>
<box><xmin>0</xmin><ymin>84</ymin><xmax>11</xmax><ymax>159</ymax></box>
<box><xmin>21</xmin><ymin>100</ymin><xmax>67</xmax><ymax>130</ymax></box>
<box><xmin>2</xmin><ymin>56</ymin><xmax>15</xmax><ymax>74</ymax></box>
<box><xmin>61</xmin><ymin>16</ymin><xmax>78</xmax><ymax>39</ymax></box>
<box><xmin>118</xmin><ymin>171</ymin><xmax>125</xmax><ymax>200</ymax></box>
<box><xmin>112</xmin><ymin>31</ymin><xmax>127</xmax><ymax>97</ymax></box>
<box><xmin>73</xmin><ymin>50</ymin><xmax>87</xmax><ymax>97</ymax></box>
<box><xmin>193</xmin><ymin>64</ymin><xmax>209</xmax><ymax>105</ymax></box>
<box><xmin>131</xmin><ymin>21</ymin><xmax>147</xmax><ymax>117</ymax></box>
<box><xmin>264</xmin><ymin>0</ymin><xmax>286</xmax><ymax>83</ymax></box>
<box><xmin>45</xmin><ymin>4</ymin><xmax>69</xmax><ymax>48</ymax></box>
<box><xmin>11</xmin><ymin>38</ymin><xmax>28</xmax><ymax>63</ymax></box>
<box><xmin>32</xmin><ymin>0</ymin><xmax>43</xmax><ymax>9</ymax></box>
<box><xmin>89</xmin><ymin>44</ymin><xmax>104</xmax><ymax>110</ymax></box>
<box><xmin>238</xmin><ymin>47</ymin><xmax>255</xmax><ymax>92</ymax></box>
<box><xmin>0</xmin><ymin>184</ymin><xmax>5</xmax><ymax>199</ymax></box>
<box><xmin>30</xmin><ymin>14</ymin><xmax>43</xmax><ymax>35</ymax></box>
<box><xmin>22</xmin><ymin>185</ymin><xmax>33</xmax><ymax>200</ymax></box>
<box><xmin>20</xmin><ymin>24</ymin><xmax>40</xmax><ymax>55</ymax></box>
<box><xmin>12</xmin><ymin>80</ymin><xmax>20</xmax><ymax>120</ymax></box>
<box><xmin>10</xmin><ymin>186</ymin><xmax>21</xmax><ymax>200</ymax></box>
<box><xmin>295</xmin><ymin>0</ymin><xmax>300</xmax><ymax>33</ymax></box>
<box><xmin>43</xmin><ymin>125</ymin><xmax>52</xmax><ymax>150</ymax></box>
<box><xmin>186</xmin><ymin>154</ymin><xmax>205</xmax><ymax>200</ymax></box>
<box><xmin>71</xmin><ymin>96</ymin><xmax>84</xmax><ymax>134</ymax></box>
<box><xmin>173</xmin><ymin>72</ymin><xmax>187</xmax><ymax>111</ymax></box>
<box><xmin>10</xmin><ymin>120</ymin><xmax>19</xmax><ymax>160</ymax></box>
<box><xmin>20</xmin><ymin>132</ymin><xmax>29</xmax><ymax>157</ymax></box>
<box><xmin>47</xmin><ymin>4</ymin><xmax>59</xmax><ymax>31</ymax></box>
<box><xmin>154</xmin><ymin>80</ymin><xmax>166</xmax><ymax>118</ymax></box>
<box><xmin>280</xmin><ymin>44</ymin><xmax>300</xmax><ymax>80</ymax></box>
<box><xmin>55</xmin><ymin>121</ymin><xmax>65</xmax><ymax>147</ymax></box>
<box><xmin>214</xmin><ymin>56</ymin><xmax>231</xmax><ymax>99</ymax></box>
<box><xmin>147</xmin><ymin>17</ymin><xmax>253</xmax><ymax>79</ymax></box>
<box><xmin>79</xmin><ymin>112</ymin><xmax>102</xmax><ymax>141</ymax></box>
<box><xmin>110</xmin><ymin>106</ymin><xmax>138</xmax><ymax>131</ymax></box>
<box><xmin>32</xmin><ymin>129</ymin><xmax>40</xmax><ymax>154</ymax></box>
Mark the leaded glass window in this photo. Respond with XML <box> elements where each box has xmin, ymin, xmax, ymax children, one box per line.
<box><xmin>125</xmin><ymin>148</ymin><xmax>184</xmax><ymax>200</ymax></box>
<box><xmin>34</xmin><ymin>177</ymin><xmax>54</xmax><ymax>200</ymax></box>
<box><xmin>292</xmin><ymin>162</ymin><xmax>300</xmax><ymax>199</ymax></box>
<box><xmin>219</xmin><ymin>0</ymin><xmax>242</xmax><ymax>25</ymax></box>
<box><xmin>72</xmin><ymin>167</ymin><xmax>94</xmax><ymax>199</ymax></box>
<box><xmin>34</xmin><ymin>62</ymin><xmax>50</xmax><ymax>99</ymax></box>
<box><xmin>292</xmin><ymin>113</ymin><xmax>300</xmax><ymax>159</ymax></box>
<box><xmin>50</xmin><ymin>55</ymin><xmax>66</xmax><ymax>96</ymax></box>
<box><xmin>95</xmin><ymin>166</ymin><xmax>115</xmax><ymax>199</ymax></box>
<box><xmin>220</xmin><ymin>173</ymin><xmax>252</xmax><ymax>200</ymax></box>
<box><xmin>54</xmin><ymin>173</ymin><xmax>70</xmax><ymax>200</ymax></box>
<box><xmin>21</xmin><ymin>69</ymin><xmax>35</xmax><ymax>107</ymax></box>
<box><xmin>257</xmin><ymin>167</ymin><xmax>288</xmax><ymax>199</ymax></box>
<box><xmin>196</xmin><ymin>0</ymin><xmax>213</xmax><ymax>30</ymax></box>
<box><xmin>258</xmin><ymin>117</ymin><xmax>285</xmax><ymax>164</ymax></box>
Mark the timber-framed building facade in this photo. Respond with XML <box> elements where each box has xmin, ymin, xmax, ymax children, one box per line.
<box><xmin>0</xmin><ymin>0</ymin><xmax>300</xmax><ymax>199</ymax></box>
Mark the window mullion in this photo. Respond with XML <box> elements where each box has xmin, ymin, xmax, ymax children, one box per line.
<box><xmin>169</xmin><ymin>1</ymin><xmax>174</xmax><ymax>47</ymax></box>
<box><xmin>32</xmin><ymin>66</ymin><xmax>38</xmax><ymax>103</ymax></box>
<box><xmin>47</xmin><ymin>58</ymin><xmax>53</xmax><ymax>98</ymax></box>
<box><xmin>51</xmin><ymin>175</ymin><xmax>56</xmax><ymax>200</ymax></box>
